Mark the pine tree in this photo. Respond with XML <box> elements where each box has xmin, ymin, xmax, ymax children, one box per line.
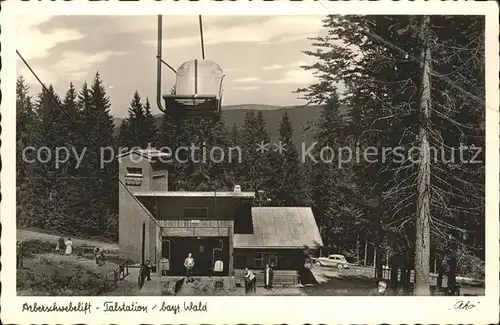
<box><xmin>119</xmin><ymin>93</ymin><xmax>158</xmax><ymax>150</ymax></box>
<box><xmin>144</xmin><ymin>98</ymin><xmax>158</xmax><ymax>147</ymax></box>
<box><xmin>16</xmin><ymin>76</ymin><xmax>34</xmax><ymax>190</ymax></box>
<box><xmin>21</xmin><ymin>85</ymin><xmax>71</xmax><ymax>230</ymax></box>
<box><xmin>16</xmin><ymin>76</ymin><xmax>35</xmax><ymax>227</ymax></box>
<box><xmin>267</xmin><ymin>111</ymin><xmax>305</xmax><ymax>206</ymax></box>
<box><xmin>50</xmin><ymin>83</ymin><xmax>88</xmax><ymax>234</ymax></box>
<box><xmin>298</xmin><ymin>15</ymin><xmax>485</xmax><ymax>293</ymax></box>
<box><xmin>229</xmin><ymin>122</ymin><xmax>242</xmax><ymax>185</ymax></box>
<box><xmin>79</xmin><ymin>72</ymin><xmax>118</xmax><ymax>238</ymax></box>
<box><xmin>240</xmin><ymin>110</ymin><xmax>273</xmax><ymax>193</ymax></box>
<box><xmin>120</xmin><ymin>90</ymin><xmax>146</xmax><ymax>149</ymax></box>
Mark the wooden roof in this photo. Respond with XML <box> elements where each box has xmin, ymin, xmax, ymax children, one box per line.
<box><xmin>133</xmin><ymin>191</ymin><xmax>255</xmax><ymax>198</ymax></box>
<box><xmin>116</xmin><ymin>148</ymin><xmax>171</xmax><ymax>160</ymax></box>
<box><xmin>233</xmin><ymin>207</ymin><xmax>323</xmax><ymax>249</ymax></box>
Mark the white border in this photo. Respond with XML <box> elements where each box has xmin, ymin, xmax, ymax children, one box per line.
<box><xmin>1</xmin><ymin>1</ymin><xmax>499</xmax><ymax>324</ymax></box>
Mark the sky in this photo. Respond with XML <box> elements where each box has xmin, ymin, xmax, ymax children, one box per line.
<box><xmin>16</xmin><ymin>15</ymin><xmax>328</xmax><ymax>118</ymax></box>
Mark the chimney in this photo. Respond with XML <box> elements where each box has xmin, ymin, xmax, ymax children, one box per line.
<box><xmin>233</xmin><ymin>185</ymin><xmax>241</xmax><ymax>192</ymax></box>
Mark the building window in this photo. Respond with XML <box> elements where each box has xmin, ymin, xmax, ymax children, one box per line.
<box><xmin>254</xmin><ymin>252</ymin><xmax>278</xmax><ymax>268</ymax></box>
<box><xmin>254</xmin><ymin>253</ymin><xmax>264</xmax><ymax>268</ymax></box>
<box><xmin>183</xmin><ymin>207</ymin><xmax>209</xmax><ymax>220</ymax></box>
<box><xmin>126</xmin><ymin>167</ymin><xmax>143</xmax><ymax>177</ymax></box>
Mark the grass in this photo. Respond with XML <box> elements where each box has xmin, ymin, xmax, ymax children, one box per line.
<box><xmin>17</xmin><ymin>242</ymin><xmax>138</xmax><ymax>296</ymax></box>
<box><xmin>306</xmin><ymin>266</ymin><xmax>485</xmax><ymax>296</ymax></box>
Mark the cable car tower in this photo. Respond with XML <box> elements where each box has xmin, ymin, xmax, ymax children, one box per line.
<box><xmin>156</xmin><ymin>15</ymin><xmax>225</xmax><ymax>119</ymax></box>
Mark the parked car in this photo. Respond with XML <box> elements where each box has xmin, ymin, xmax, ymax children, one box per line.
<box><xmin>313</xmin><ymin>254</ymin><xmax>350</xmax><ymax>269</ymax></box>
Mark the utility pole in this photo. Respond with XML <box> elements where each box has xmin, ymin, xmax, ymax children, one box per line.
<box><xmin>414</xmin><ymin>15</ymin><xmax>432</xmax><ymax>296</ymax></box>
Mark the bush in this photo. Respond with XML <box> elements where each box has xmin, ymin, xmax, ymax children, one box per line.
<box><xmin>18</xmin><ymin>240</ymin><xmax>56</xmax><ymax>258</ymax></box>
<box><xmin>456</xmin><ymin>248</ymin><xmax>485</xmax><ymax>279</ymax></box>
<box><xmin>17</xmin><ymin>257</ymin><xmax>115</xmax><ymax>296</ymax></box>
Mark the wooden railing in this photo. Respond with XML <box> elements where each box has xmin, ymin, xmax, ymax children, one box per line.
<box><xmin>105</xmin><ymin>260</ymin><xmax>131</xmax><ymax>290</ymax></box>
<box><xmin>234</xmin><ymin>269</ymin><xmax>299</xmax><ymax>287</ymax></box>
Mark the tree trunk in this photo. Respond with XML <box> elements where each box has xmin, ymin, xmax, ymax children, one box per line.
<box><xmin>376</xmin><ymin>250</ymin><xmax>383</xmax><ymax>279</ymax></box>
<box><xmin>364</xmin><ymin>237</ymin><xmax>368</xmax><ymax>266</ymax></box>
<box><xmin>414</xmin><ymin>15</ymin><xmax>432</xmax><ymax>296</ymax></box>
<box><xmin>390</xmin><ymin>254</ymin><xmax>399</xmax><ymax>292</ymax></box>
<box><xmin>437</xmin><ymin>260</ymin><xmax>444</xmax><ymax>290</ymax></box>
<box><xmin>356</xmin><ymin>233</ymin><xmax>360</xmax><ymax>264</ymax></box>
<box><xmin>374</xmin><ymin>193</ymin><xmax>384</xmax><ymax>279</ymax></box>
<box><xmin>447</xmin><ymin>255</ymin><xmax>457</xmax><ymax>295</ymax></box>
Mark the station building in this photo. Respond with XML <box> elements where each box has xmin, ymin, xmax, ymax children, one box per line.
<box><xmin>118</xmin><ymin>148</ymin><xmax>323</xmax><ymax>279</ymax></box>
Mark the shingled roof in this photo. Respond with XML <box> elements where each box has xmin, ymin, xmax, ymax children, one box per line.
<box><xmin>233</xmin><ymin>207</ymin><xmax>323</xmax><ymax>249</ymax></box>
<box><xmin>116</xmin><ymin>148</ymin><xmax>171</xmax><ymax>160</ymax></box>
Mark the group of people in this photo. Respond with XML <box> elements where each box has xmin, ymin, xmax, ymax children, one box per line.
<box><xmin>140</xmin><ymin>251</ymin><xmax>277</xmax><ymax>294</ymax></box>
<box><xmin>244</xmin><ymin>264</ymin><xmax>275</xmax><ymax>294</ymax></box>
<box><xmin>137</xmin><ymin>253</ymin><xmax>195</xmax><ymax>286</ymax></box>
<box><xmin>55</xmin><ymin>237</ymin><xmax>73</xmax><ymax>255</ymax></box>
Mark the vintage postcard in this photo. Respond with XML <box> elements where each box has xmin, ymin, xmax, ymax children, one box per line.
<box><xmin>1</xmin><ymin>0</ymin><xmax>499</xmax><ymax>324</ymax></box>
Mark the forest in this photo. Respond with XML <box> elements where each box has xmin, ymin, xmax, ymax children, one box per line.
<box><xmin>16</xmin><ymin>15</ymin><xmax>485</xmax><ymax>294</ymax></box>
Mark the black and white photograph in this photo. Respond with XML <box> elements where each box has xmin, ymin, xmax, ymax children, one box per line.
<box><xmin>1</xmin><ymin>1</ymin><xmax>499</xmax><ymax>324</ymax></box>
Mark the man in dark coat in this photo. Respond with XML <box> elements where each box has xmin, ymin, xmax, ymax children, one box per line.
<box><xmin>264</xmin><ymin>264</ymin><xmax>274</xmax><ymax>290</ymax></box>
<box><xmin>57</xmin><ymin>237</ymin><xmax>66</xmax><ymax>255</ymax></box>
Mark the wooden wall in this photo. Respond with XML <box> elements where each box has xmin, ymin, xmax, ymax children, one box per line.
<box><xmin>234</xmin><ymin>248</ymin><xmax>305</xmax><ymax>271</ymax></box>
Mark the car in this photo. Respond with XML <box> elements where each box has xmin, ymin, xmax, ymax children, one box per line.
<box><xmin>313</xmin><ymin>254</ymin><xmax>350</xmax><ymax>269</ymax></box>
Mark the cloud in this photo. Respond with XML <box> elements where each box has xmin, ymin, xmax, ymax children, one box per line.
<box><xmin>17</xmin><ymin>15</ymin><xmax>85</xmax><ymax>60</ymax></box>
<box><xmin>228</xmin><ymin>69</ymin><xmax>317</xmax><ymax>86</ymax></box>
<box><xmin>262</xmin><ymin>64</ymin><xmax>284</xmax><ymax>71</ymax></box>
<box><xmin>52</xmin><ymin>50</ymin><xmax>126</xmax><ymax>81</ymax></box>
<box><xmin>17</xmin><ymin>65</ymin><xmax>58</xmax><ymax>86</ymax></box>
<box><xmin>231</xmin><ymin>77</ymin><xmax>261</xmax><ymax>83</ymax></box>
<box><xmin>18</xmin><ymin>50</ymin><xmax>125</xmax><ymax>85</ymax></box>
<box><xmin>142</xmin><ymin>16</ymin><xmax>324</xmax><ymax>48</ymax></box>
<box><xmin>264</xmin><ymin>69</ymin><xmax>317</xmax><ymax>85</ymax></box>
<box><xmin>232</xmin><ymin>86</ymin><xmax>260</xmax><ymax>91</ymax></box>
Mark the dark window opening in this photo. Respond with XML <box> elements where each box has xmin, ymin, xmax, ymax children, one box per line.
<box><xmin>126</xmin><ymin>167</ymin><xmax>143</xmax><ymax>177</ymax></box>
<box><xmin>254</xmin><ymin>252</ymin><xmax>278</xmax><ymax>268</ymax></box>
<box><xmin>183</xmin><ymin>207</ymin><xmax>209</xmax><ymax>219</ymax></box>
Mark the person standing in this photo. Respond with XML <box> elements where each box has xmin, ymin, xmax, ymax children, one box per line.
<box><xmin>94</xmin><ymin>247</ymin><xmax>105</xmax><ymax>265</ymax></box>
<box><xmin>145</xmin><ymin>260</ymin><xmax>152</xmax><ymax>281</ymax></box>
<box><xmin>57</xmin><ymin>237</ymin><xmax>66</xmax><ymax>255</ymax></box>
<box><xmin>160</xmin><ymin>256</ymin><xmax>170</xmax><ymax>277</ymax></box>
<box><xmin>16</xmin><ymin>241</ymin><xmax>23</xmax><ymax>269</ymax></box>
<box><xmin>264</xmin><ymin>264</ymin><xmax>274</xmax><ymax>290</ymax></box>
<box><xmin>65</xmin><ymin>238</ymin><xmax>73</xmax><ymax>255</ymax></box>
<box><xmin>245</xmin><ymin>267</ymin><xmax>256</xmax><ymax>294</ymax></box>
<box><xmin>184</xmin><ymin>253</ymin><xmax>195</xmax><ymax>282</ymax></box>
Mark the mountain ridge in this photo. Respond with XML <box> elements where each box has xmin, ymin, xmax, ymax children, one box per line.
<box><xmin>113</xmin><ymin>104</ymin><xmax>343</xmax><ymax>147</ymax></box>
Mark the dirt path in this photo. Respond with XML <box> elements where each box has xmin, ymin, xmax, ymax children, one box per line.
<box><xmin>17</xmin><ymin>229</ymin><xmax>118</xmax><ymax>251</ymax></box>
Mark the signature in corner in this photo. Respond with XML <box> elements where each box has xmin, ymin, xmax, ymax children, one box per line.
<box><xmin>453</xmin><ymin>300</ymin><xmax>479</xmax><ymax>311</ymax></box>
